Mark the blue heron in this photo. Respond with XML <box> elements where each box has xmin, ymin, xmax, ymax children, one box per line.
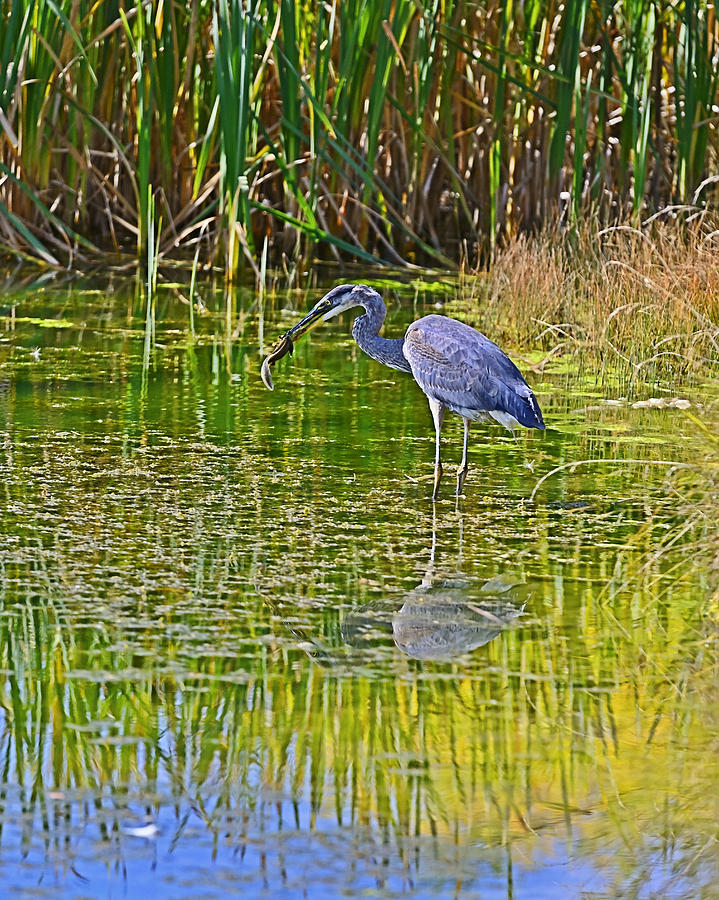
<box><xmin>261</xmin><ymin>283</ymin><xmax>545</xmax><ymax>499</ymax></box>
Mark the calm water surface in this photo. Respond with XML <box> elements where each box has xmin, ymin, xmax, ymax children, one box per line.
<box><xmin>0</xmin><ymin>278</ymin><xmax>717</xmax><ymax>899</ymax></box>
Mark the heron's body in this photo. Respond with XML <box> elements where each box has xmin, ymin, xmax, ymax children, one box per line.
<box><xmin>264</xmin><ymin>283</ymin><xmax>545</xmax><ymax>499</ymax></box>
<box><xmin>404</xmin><ymin>315</ymin><xmax>544</xmax><ymax>430</ymax></box>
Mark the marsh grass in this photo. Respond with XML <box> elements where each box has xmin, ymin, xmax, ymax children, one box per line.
<box><xmin>456</xmin><ymin>215</ymin><xmax>719</xmax><ymax>384</ymax></box>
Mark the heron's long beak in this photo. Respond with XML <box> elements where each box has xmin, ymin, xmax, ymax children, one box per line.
<box><xmin>284</xmin><ymin>302</ymin><xmax>327</xmax><ymax>341</ymax></box>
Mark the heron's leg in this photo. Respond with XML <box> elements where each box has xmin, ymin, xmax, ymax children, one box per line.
<box><xmin>456</xmin><ymin>418</ymin><xmax>471</xmax><ymax>495</ymax></box>
<box><xmin>428</xmin><ymin>398</ymin><xmax>445</xmax><ymax>500</ymax></box>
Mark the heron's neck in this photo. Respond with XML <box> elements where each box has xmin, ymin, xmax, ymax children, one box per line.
<box><xmin>351</xmin><ymin>294</ymin><xmax>412</xmax><ymax>374</ymax></box>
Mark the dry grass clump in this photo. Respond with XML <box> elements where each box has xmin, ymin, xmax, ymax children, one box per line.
<box><xmin>462</xmin><ymin>215</ymin><xmax>719</xmax><ymax>380</ymax></box>
<box><xmin>461</xmin><ymin>216</ymin><xmax>719</xmax><ymax>594</ymax></box>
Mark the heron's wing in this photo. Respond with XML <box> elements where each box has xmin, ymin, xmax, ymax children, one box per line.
<box><xmin>403</xmin><ymin>315</ymin><xmax>544</xmax><ymax>429</ymax></box>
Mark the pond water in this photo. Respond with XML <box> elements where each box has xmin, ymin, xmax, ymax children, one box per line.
<box><xmin>0</xmin><ymin>277</ymin><xmax>717</xmax><ymax>899</ymax></box>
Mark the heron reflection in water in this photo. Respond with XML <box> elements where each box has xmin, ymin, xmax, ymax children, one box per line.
<box><xmin>257</xmin><ymin>515</ymin><xmax>529</xmax><ymax>664</ymax></box>
<box><xmin>341</xmin><ymin>516</ymin><xmax>529</xmax><ymax>661</ymax></box>
<box><xmin>261</xmin><ymin>283</ymin><xmax>544</xmax><ymax>499</ymax></box>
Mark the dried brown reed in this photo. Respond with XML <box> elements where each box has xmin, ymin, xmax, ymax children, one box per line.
<box><xmin>462</xmin><ymin>214</ymin><xmax>719</xmax><ymax>378</ymax></box>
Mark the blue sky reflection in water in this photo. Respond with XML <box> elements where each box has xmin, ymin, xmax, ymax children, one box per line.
<box><xmin>0</xmin><ymin>281</ymin><xmax>717</xmax><ymax>899</ymax></box>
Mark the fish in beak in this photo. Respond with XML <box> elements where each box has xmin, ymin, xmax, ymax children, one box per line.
<box><xmin>260</xmin><ymin>286</ymin><xmax>356</xmax><ymax>390</ymax></box>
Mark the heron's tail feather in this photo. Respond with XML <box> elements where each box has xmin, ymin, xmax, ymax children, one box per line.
<box><xmin>496</xmin><ymin>384</ymin><xmax>545</xmax><ymax>430</ymax></box>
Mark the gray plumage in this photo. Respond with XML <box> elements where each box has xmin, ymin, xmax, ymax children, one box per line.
<box><xmin>403</xmin><ymin>315</ymin><xmax>544</xmax><ymax>430</ymax></box>
<box><xmin>279</xmin><ymin>283</ymin><xmax>545</xmax><ymax>499</ymax></box>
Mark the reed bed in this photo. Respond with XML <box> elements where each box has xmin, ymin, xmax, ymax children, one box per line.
<box><xmin>454</xmin><ymin>215</ymin><xmax>719</xmax><ymax>382</ymax></box>
<box><xmin>1</xmin><ymin>0</ymin><xmax>718</xmax><ymax>274</ymax></box>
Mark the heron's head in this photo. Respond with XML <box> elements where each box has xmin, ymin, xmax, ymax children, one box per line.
<box><xmin>285</xmin><ymin>284</ymin><xmax>375</xmax><ymax>341</ymax></box>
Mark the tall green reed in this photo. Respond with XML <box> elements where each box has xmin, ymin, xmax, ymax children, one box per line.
<box><xmin>0</xmin><ymin>0</ymin><xmax>717</xmax><ymax>272</ymax></box>
<box><xmin>212</xmin><ymin>0</ymin><xmax>261</xmax><ymax>279</ymax></box>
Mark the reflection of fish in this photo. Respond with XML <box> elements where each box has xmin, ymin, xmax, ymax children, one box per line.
<box><xmin>342</xmin><ymin>576</ymin><xmax>527</xmax><ymax>661</ymax></box>
<box><xmin>260</xmin><ymin>333</ymin><xmax>294</xmax><ymax>391</ymax></box>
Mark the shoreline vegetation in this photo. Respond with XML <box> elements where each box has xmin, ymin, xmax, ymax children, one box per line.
<box><xmin>0</xmin><ymin>0</ymin><xmax>718</xmax><ymax>278</ymax></box>
<box><xmin>466</xmin><ymin>218</ymin><xmax>719</xmax><ymax>379</ymax></box>
<box><xmin>1</xmin><ymin>2</ymin><xmax>717</xmax><ymax>457</ymax></box>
